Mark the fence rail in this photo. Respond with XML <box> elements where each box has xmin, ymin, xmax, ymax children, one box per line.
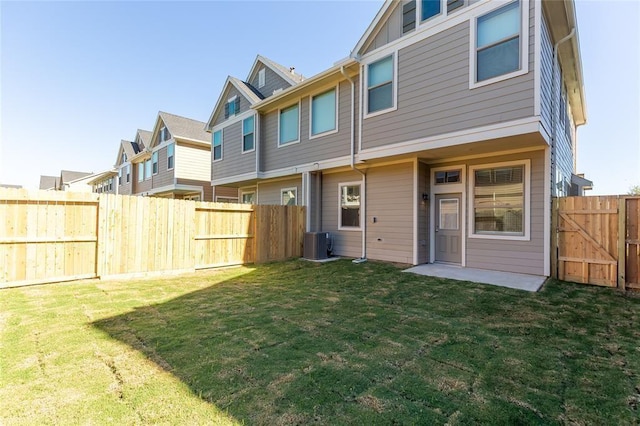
<box><xmin>0</xmin><ymin>188</ymin><xmax>305</xmax><ymax>288</ymax></box>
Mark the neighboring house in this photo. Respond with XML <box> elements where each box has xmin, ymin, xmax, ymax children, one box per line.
<box><xmin>58</xmin><ymin>170</ymin><xmax>93</xmax><ymax>191</ymax></box>
<box><xmin>86</xmin><ymin>169</ymin><xmax>119</xmax><ymax>194</ymax></box>
<box><xmin>115</xmin><ymin>133</ymin><xmax>149</xmax><ymax>196</ymax></box>
<box><xmin>39</xmin><ymin>175</ymin><xmax>60</xmax><ymax>190</ymax></box>
<box><xmin>207</xmin><ymin>0</ymin><xmax>589</xmax><ymax>277</ymax></box>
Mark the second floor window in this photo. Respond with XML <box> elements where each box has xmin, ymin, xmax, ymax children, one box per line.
<box><xmin>279</xmin><ymin>103</ymin><xmax>299</xmax><ymax>146</ymax></box>
<box><xmin>152</xmin><ymin>151</ymin><xmax>159</xmax><ymax>175</ymax></box>
<box><xmin>422</xmin><ymin>0</ymin><xmax>441</xmax><ymax>21</ymax></box>
<box><xmin>367</xmin><ymin>55</ymin><xmax>394</xmax><ymax>114</ymax></box>
<box><xmin>167</xmin><ymin>143</ymin><xmax>174</xmax><ymax>169</ymax></box>
<box><xmin>225</xmin><ymin>96</ymin><xmax>240</xmax><ymax>119</ymax></box>
<box><xmin>258</xmin><ymin>68</ymin><xmax>266</xmax><ymax>88</ymax></box>
<box><xmin>242</xmin><ymin>116</ymin><xmax>255</xmax><ymax>152</ymax></box>
<box><xmin>144</xmin><ymin>159</ymin><xmax>151</xmax><ymax>180</ymax></box>
<box><xmin>118</xmin><ymin>169</ymin><xmax>122</xmax><ymax>185</ymax></box>
<box><xmin>121</xmin><ymin>152</ymin><xmax>127</xmax><ymax>164</ymax></box>
<box><xmin>475</xmin><ymin>1</ymin><xmax>521</xmax><ymax>83</ymax></box>
<box><xmin>137</xmin><ymin>162</ymin><xmax>144</xmax><ymax>182</ymax></box>
<box><xmin>159</xmin><ymin>126</ymin><xmax>170</xmax><ymax>143</ymax></box>
<box><xmin>311</xmin><ymin>88</ymin><xmax>337</xmax><ymax>137</ymax></box>
<box><xmin>126</xmin><ymin>164</ymin><xmax>130</xmax><ymax>183</ymax></box>
<box><xmin>213</xmin><ymin>130</ymin><xmax>222</xmax><ymax>161</ymax></box>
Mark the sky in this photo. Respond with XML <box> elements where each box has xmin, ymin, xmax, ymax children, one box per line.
<box><xmin>1</xmin><ymin>0</ymin><xmax>639</xmax><ymax>195</ymax></box>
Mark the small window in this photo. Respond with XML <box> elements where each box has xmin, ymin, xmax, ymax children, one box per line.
<box><xmin>126</xmin><ymin>164</ymin><xmax>130</xmax><ymax>183</ymax></box>
<box><xmin>258</xmin><ymin>68</ymin><xmax>266</xmax><ymax>88</ymax></box>
<box><xmin>435</xmin><ymin>170</ymin><xmax>461</xmax><ymax>184</ymax></box>
<box><xmin>279</xmin><ymin>103</ymin><xmax>299</xmax><ymax>146</ymax></box>
<box><xmin>473</xmin><ymin>164</ymin><xmax>525</xmax><ymax>236</ymax></box>
<box><xmin>422</xmin><ymin>0</ymin><xmax>441</xmax><ymax>21</ymax></box>
<box><xmin>121</xmin><ymin>152</ymin><xmax>127</xmax><ymax>164</ymax></box>
<box><xmin>241</xmin><ymin>191</ymin><xmax>256</xmax><ymax>204</ymax></box>
<box><xmin>144</xmin><ymin>159</ymin><xmax>152</xmax><ymax>180</ymax></box>
<box><xmin>242</xmin><ymin>116</ymin><xmax>255</xmax><ymax>152</ymax></box>
<box><xmin>152</xmin><ymin>151</ymin><xmax>159</xmax><ymax>175</ymax></box>
<box><xmin>311</xmin><ymin>88</ymin><xmax>337</xmax><ymax>137</ymax></box>
<box><xmin>159</xmin><ymin>126</ymin><xmax>171</xmax><ymax>143</ymax></box>
<box><xmin>213</xmin><ymin>130</ymin><xmax>222</xmax><ymax>161</ymax></box>
<box><xmin>167</xmin><ymin>143</ymin><xmax>175</xmax><ymax>170</ymax></box>
<box><xmin>118</xmin><ymin>168</ymin><xmax>122</xmax><ymax>185</ymax></box>
<box><xmin>367</xmin><ymin>55</ymin><xmax>394</xmax><ymax>114</ymax></box>
<box><xmin>184</xmin><ymin>194</ymin><xmax>201</xmax><ymax>201</ymax></box>
<box><xmin>402</xmin><ymin>0</ymin><xmax>416</xmax><ymax>34</ymax></box>
<box><xmin>216</xmin><ymin>196</ymin><xmax>238</xmax><ymax>203</ymax></box>
<box><xmin>224</xmin><ymin>96</ymin><xmax>240</xmax><ymax>119</ymax></box>
<box><xmin>281</xmin><ymin>188</ymin><xmax>297</xmax><ymax>206</ymax></box>
<box><xmin>339</xmin><ymin>183</ymin><xmax>361</xmax><ymax>229</ymax></box>
<box><xmin>137</xmin><ymin>162</ymin><xmax>144</xmax><ymax>182</ymax></box>
<box><xmin>475</xmin><ymin>1</ymin><xmax>521</xmax><ymax>83</ymax></box>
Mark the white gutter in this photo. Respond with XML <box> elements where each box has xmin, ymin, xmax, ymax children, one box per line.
<box><xmin>341</xmin><ymin>66</ymin><xmax>367</xmax><ymax>262</ymax></box>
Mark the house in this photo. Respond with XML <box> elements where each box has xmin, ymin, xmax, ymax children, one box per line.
<box><xmin>114</xmin><ymin>132</ymin><xmax>149</xmax><ymax>196</ymax></box>
<box><xmin>86</xmin><ymin>169</ymin><xmax>119</xmax><ymax>194</ymax></box>
<box><xmin>39</xmin><ymin>175</ymin><xmax>60</xmax><ymax>190</ymax></box>
<box><xmin>208</xmin><ymin>0</ymin><xmax>587</xmax><ymax>277</ymax></box>
<box><xmin>57</xmin><ymin>170</ymin><xmax>94</xmax><ymax>191</ymax></box>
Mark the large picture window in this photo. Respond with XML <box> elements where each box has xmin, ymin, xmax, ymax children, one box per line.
<box><xmin>213</xmin><ymin>130</ymin><xmax>222</xmax><ymax>161</ymax></box>
<box><xmin>367</xmin><ymin>55</ymin><xmax>394</xmax><ymax>114</ymax></box>
<box><xmin>475</xmin><ymin>1</ymin><xmax>521</xmax><ymax>83</ymax></box>
<box><xmin>279</xmin><ymin>103</ymin><xmax>299</xmax><ymax>146</ymax></box>
<box><xmin>339</xmin><ymin>183</ymin><xmax>361</xmax><ymax>229</ymax></box>
<box><xmin>473</xmin><ymin>164</ymin><xmax>525</xmax><ymax>236</ymax></box>
<box><xmin>310</xmin><ymin>88</ymin><xmax>337</xmax><ymax>136</ymax></box>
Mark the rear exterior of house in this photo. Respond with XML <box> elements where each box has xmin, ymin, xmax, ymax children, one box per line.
<box><xmin>207</xmin><ymin>0</ymin><xmax>587</xmax><ymax>277</ymax></box>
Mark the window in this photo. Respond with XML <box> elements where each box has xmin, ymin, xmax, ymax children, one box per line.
<box><xmin>439</xmin><ymin>199</ymin><xmax>459</xmax><ymax>230</ymax></box>
<box><xmin>367</xmin><ymin>55</ymin><xmax>394</xmax><ymax>114</ymax></box>
<box><xmin>144</xmin><ymin>159</ymin><xmax>151</xmax><ymax>180</ymax></box>
<box><xmin>126</xmin><ymin>164</ymin><xmax>130</xmax><ymax>183</ymax></box>
<box><xmin>242</xmin><ymin>116</ymin><xmax>255</xmax><ymax>152</ymax></box>
<box><xmin>216</xmin><ymin>196</ymin><xmax>238</xmax><ymax>203</ymax></box>
<box><xmin>224</xmin><ymin>96</ymin><xmax>240</xmax><ymax>119</ymax></box>
<box><xmin>475</xmin><ymin>1</ymin><xmax>521</xmax><ymax>83</ymax></box>
<box><xmin>138</xmin><ymin>162</ymin><xmax>144</xmax><ymax>182</ymax></box>
<box><xmin>184</xmin><ymin>194</ymin><xmax>201</xmax><ymax>201</ymax></box>
<box><xmin>152</xmin><ymin>151</ymin><xmax>158</xmax><ymax>175</ymax></box>
<box><xmin>213</xmin><ymin>130</ymin><xmax>222</xmax><ymax>161</ymax></box>
<box><xmin>241</xmin><ymin>191</ymin><xmax>256</xmax><ymax>204</ymax></box>
<box><xmin>435</xmin><ymin>170</ymin><xmax>461</xmax><ymax>184</ymax></box>
<box><xmin>472</xmin><ymin>164</ymin><xmax>526</xmax><ymax>237</ymax></box>
<box><xmin>447</xmin><ymin>0</ymin><xmax>464</xmax><ymax>14</ymax></box>
<box><xmin>310</xmin><ymin>88</ymin><xmax>337</xmax><ymax>137</ymax></box>
<box><xmin>281</xmin><ymin>188</ymin><xmax>297</xmax><ymax>206</ymax></box>
<box><xmin>258</xmin><ymin>68</ymin><xmax>266</xmax><ymax>88</ymax></box>
<box><xmin>167</xmin><ymin>143</ymin><xmax>174</xmax><ymax>169</ymax></box>
<box><xmin>118</xmin><ymin>168</ymin><xmax>122</xmax><ymax>185</ymax></box>
<box><xmin>422</xmin><ymin>0</ymin><xmax>441</xmax><ymax>21</ymax></box>
<box><xmin>159</xmin><ymin>126</ymin><xmax>170</xmax><ymax>143</ymax></box>
<box><xmin>402</xmin><ymin>0</ymin><xmax>416</xmax><ymax>33</ymax></box>
<box><xmin>339</xmin><ymin>183</ymin><xmax>361</xmax><ymax>229</ymax></box>
<box><xmin>121</xmin><ymin>152</ymin><xmax>127</xmax><ymax>164</ymax></box>
<box><xmin>279</xmin><ymin>103</ymin><xmax>299</xmax><ymax>146</ymax></box>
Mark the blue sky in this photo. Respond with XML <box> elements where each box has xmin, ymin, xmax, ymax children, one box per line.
<box><xmin>1</xmin><ymin>1</ymin><xmax>638</xmax><ymax>195</ymax></box>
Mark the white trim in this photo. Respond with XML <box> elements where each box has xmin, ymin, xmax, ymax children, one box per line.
<box><xmin>358</xmin><ymin>116</ymin><xmax>541</xmax><ymax>161</ymax></box>
<box><xmin>426</xmin><ymin>146</ymin><xmax>544</xmax><ymax>165</ymax></box>
<box><xmin>277</xmin><ymin>101</ymin><xmax>301</xmax><ymax>147</ymax></box>
<box><xmin>145</xmin><ymin>183</ymin><xmax>204</xmax><ymax>196</ymax></box>
<box><xmin>281</xmin><ymin>187</ymin><xmax>298</xmax><ymax>206</ymax></box>
<box><xmin>308</xmin><ymin>85</ymin><xmax>339</xmax><ymax>140</ymax></box>
<box><xmin>467</xmin><ymin>159</ymin><xmax>531</xmax><ymax>241</ymax></box>
<box><xmin>205</xmin><ymin>77</ymin><xmax>260</xmax><ymax>131</ymax></box>
<box><xmin>430</xmin><ymin>164</ymin><xmax>467</xmax><ymax>265</ymax></box>
<box><xmin>303</xmin><ymin>172</ymin><xmax>311</xmax><ymax>230</ymax></box>
<box><xmin>533</xmin><ymin>0</ymin><xmax>541</xmax><ymax>118</ymax></box>
<box><xmin>215</xmin><ymin>196</ymin><xmax>239</xmax><ymax>202</ymax></box>
<box><xmin>212</xmin><ymin>129</ymin><xmax>223</xmax><ymax>163</ymax></box>
<box><xmin>362</xmin><ymin>53</ymin><xmax>398</xmax><ymax>119</ymax></box>
<box><xmin>212</xmin><ymin>172</ymin><xmax>258</xmax><ymax>187</ymax></box>
<box><xmin>241</xmin><ymin>114</ymin><xmax>256</xmax><ymax>154</ymax></box>
<box><xmin>412</xmin><ymin>159</ymin><xmax>418</xmax><ymax>265</ymax></box>
<box><xmin>247</xmin><ymin>55</ymin><xmax>300</xmax><ymax>87</ymax></box>
<box><xmin>416</xmin><ymin>0</ymin><xmax>445</xmax><ymax>28</ymax></box>
<box><xmin>358</xmin><ymin>64</ymin><xmax>364</xmax><ymax>153</ymax></box>
<box><xmin>209</xmin><ymin>109</ymin><xmax>254</xmax><ymax>133</ymax></box>
<box><xmin>240</xmin><ymin>189</ymin><xmax>256</xmax><ymax>204</ymax></box>
<box><xmin>258</xmin><ymin>68</ymin><xmax>266</xmax><ymax>88</ymax></box>
<box><xmin>151</xmin><ymin>151</ymin><xmax>159</xmax><ymax>176</ymax></box>
<box><xmin>543</xmin><ymin>145</ymin><xmax>551</xmax><ymax>276</ymax></box>
<box><xmin>167</xmin><ymin>143</ymin><xmax>175</xmax><ymax>171</ymax></box>
<box><xmin>469</xmin><ymin>0</ymin><xmax>530</xmax><ymax>89</ymax></box>
<box><xmin>338</xmin><ymin>181</ymin><xmax>363</xmax><ymax>231</ymax></box>
<box><xmin>351</xmin><ymin>0</ymin><xmax>392</xmax><ymax>56</ymax></box>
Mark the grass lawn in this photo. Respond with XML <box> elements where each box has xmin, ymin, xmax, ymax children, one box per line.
<box><xmin>2</xmin><ymin>259</ymin><xmax>639</xmax><ymax>425</ymax></box>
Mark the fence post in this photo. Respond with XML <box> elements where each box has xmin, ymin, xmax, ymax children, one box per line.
<box><xmin>618</xmin><ymin>197</ymin><xmax>626</xmax><ymax>290</ymax></box>
<box><xmin>550</xmin><ymin>198</ymin><xmax>558</xmax><ymax>279</ymax></box>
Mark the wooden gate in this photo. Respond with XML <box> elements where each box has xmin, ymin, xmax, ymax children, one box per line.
<box><xmin>624</xmin><ymin>197</ymin><xmax>640</xmax><ymax>290</ymax></box>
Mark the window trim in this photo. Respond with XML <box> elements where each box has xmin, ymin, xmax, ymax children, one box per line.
<box><xmin>137</xmin><ymin>162</ymin><xmax>144</xmax><ymax>183</ymax></box>
<box><xmin>417</xmin><ymin>0</ymin><xmax>444</xmax><ymax>25</ymax></box>
<box><xmin>468</xmin><ymin>159</ymin><xmax>530</xmax><ymax>241</ymax></box>
<box><xmin>240</xmin><ymin>190</ymin><xmax>256</xmax><ymax>204</ymax></box>
<box><xmin>212</xmin><ymin>129</ymin><xmax>223</xmax><ymax>162</ymax></box>
<box><xmin>242</xmin><ymin>115</ymin><xmax>256</xmax><ymax>154</ymax></box>
<box><xmin>469</xmin><ymin>0</ymin><xmax>529</xmax><ymax>89</ymax></box>
<box><xmin>167</xmin><ymin>143</ymin><xmax>175</xmax><ymax>170</ymax></box>
<box><xmin>277</xmin><ymin>101</ymin><xmax>301</xmax><ymax>147</ymax></box>
<box><xmin>152</xmin><ymin>151</ymin><xmax>159</xmax><ymax>175</ymax></box>
<box><xmin>144</xmin><ymin>159</ymin><xmax>152</xmax><ymax>181</ymax></box>
<box><xmin>309</xmin><ymin>85</ymin><xmax>339</xmax><ymax>140</ymax></box>
<box><xmin>258</xmin><ymin>68</ymin><xmax>266</xmax><ymax>88</ymax></box>
<box><xmin>338</xmin><ymin>181</ymin><xmax>363</xmax><ymax>231</ymax></box>
<box><xmin>227</xmin><ymin>95</ymin><xmax>238</xmax><ymax>117</ymax></box>
<box><xmin>363</xmin><ymin>53</ymin><xmax>398</xmax><ymax>119</ymax></box>
<box><xmin>281</xmin><ymin>187</ymin><xmax>298</xmax><ymax>206</ymax></box>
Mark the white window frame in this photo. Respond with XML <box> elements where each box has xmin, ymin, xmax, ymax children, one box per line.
<box><xmin>167</xmin><ymin>143</ymin><xmax>175</xmax><ymax>170</ymax></box>
<box><xmin>338</xmin><ymin>182</ymin><xmax>362</xmax><ymax>231</ymax></box>
<box><xmin>137</xmin><ymin>162</ymin><xmax>144</xmax><ymax>182</ymax></box>
<box><xmin>469</xmin><ymin>0</ymin><xmax>529</xmax><ymax>89</ymax></box>
<box><xmin>363</xmin><ymin>53</ymin><xmax>398</xmax><ymax>119</ymax></box>
<box><xmin>144</xmin><ymin>159</ymin><xmax>152</xmax><ymax>181</ymax></box>
<box><xmin>213</xmin><ymin>129</ymin><xmax>223</xmax><ymax>162</ymax></box>
<box><xmin>152</xmin><ymin>151</ymin><xmax>159</xmax><ymax>175</ymax></box>
<box><xmin>309</xmin><ymin>85</ymin><xmax>339</xmax><ymax>139</ymax></box>
<box><xmin>468</xmin><ymin>159</ymin><xmax>530</xmax><ymax>241</ymax></box>
<box><xmin>126</xmin><ymin>164</ymin><xmax>130</xmax><ymax>183</ymax></box>
<box><xmin>242</xmin><ymin>115</ymin><xmax>256</xmax><ymax>154</ymax></box>
<box><xmin>417</xmin><ymin>0</ymin><xmax>444</xmax><ymax>25</ymax></box>
<box><xmin>281</xmin><ymin>187</ymin><xmax>297</xmax><ymax>206</ymax></box>
<box><xmin>258</xmin><ymin>68</ymin><xmax>266</xmax><ymax>88</ymax></box>
<box><xmin>183</xmin><ymin>194</ymin><xmax>201</xmax><ymax>201</ymax></box>
<box><xmin>277</xmin><ymin>101</ymin><xmax>301</xmax><ymax>147</ymax></box>
<box><xmin>118</xmin><ymin>168</ymin><xmax>123</xmax><ymax>185</ymax></box>
<box><xmin>241</xmin><ymin>190</ymin><xmax>256</xmax><ymax>204</ymax></box>
<box><xmin>227</xmin><ymin>95</ymin><xmax>238</xmax><ymax>117</ymax></box>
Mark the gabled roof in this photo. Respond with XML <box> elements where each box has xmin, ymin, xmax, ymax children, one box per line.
<box><xmin>149</xmin><ymin>111</ymin><xmax>210</xmax><ymax>148</ymax></box>
<box><xmin>246</xmin><ymin>54</ymin><xmax>305</xmax><ymax>86</ymax></box>
<box><xmin>135</xmin><ymin>129</ymin><xmax>152</xmax><ymax>149</ymax></box>
<box><xmin>60</xmin><ymin>170</ymin><xmax>92</xmax><ymax>185</ymax></box>
<box><xmin>84</xmin><ymin>169</ymin><xmax>118</xmax><ymax>185</ymax></box>
<box><xmin>351</xmin><ymin>0</ymin><xmax>393</xmax><ymax>58</ymax></box>
<box><xmin>205</xmin><ymin>76</ymin><xmax>265</xmax><ymax>131</ymax></box>
<box><xmin>115</xmin><ymin>139</ymin><xmax>142</xmax><ymax>167</ymax></box>
<box><xmin>39</xmin><ymin>175</ymin><xmax>59</xmax><ymax>190</ymax></box>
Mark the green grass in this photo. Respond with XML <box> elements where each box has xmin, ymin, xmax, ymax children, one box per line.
<box><xmin>2</xmin><ymin>259</ymin><xmax>640</xmax><ymax>425</ymax></box>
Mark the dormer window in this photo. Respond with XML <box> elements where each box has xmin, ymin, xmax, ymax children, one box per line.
<box><xmin>121</xmin><ymin>152</ymin><xmax>127</xmax><ymax>164</ymax></box>
<box><xmin>258</xmin><ymin>68</ymin><xmax>266</xmax><ymax>88</ymax></box>
<box><xmin>159</xmin><ymin>126</ymin><xmax>171</xmax><ymax>143</ymax></box>
<box><xmin>224</xmin><ymin>96</ymin><xmax>240</xmax><ymax>119</ymax></box>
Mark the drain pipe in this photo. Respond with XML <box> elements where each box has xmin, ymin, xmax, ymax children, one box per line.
<box><xmin>341</xmin><ymin>65</ymin><xmax>367</xmax><ymax>263</ymax></box>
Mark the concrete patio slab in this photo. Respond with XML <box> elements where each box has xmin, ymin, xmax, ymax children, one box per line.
<box><xmin>403</xmin><ymin>263</ymin><xmax>547</xmax><ymax>292</ymax></box>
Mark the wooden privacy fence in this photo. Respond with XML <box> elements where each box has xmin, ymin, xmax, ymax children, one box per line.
<box><xmin>552</xmin><ymin>195</ymin><xmax>640</xmax><ymax>290</ymax></box>
<box><xmin>0</xmin><ymin>188</ymin><xmax>305</xmax><ymax>288</ymax></box>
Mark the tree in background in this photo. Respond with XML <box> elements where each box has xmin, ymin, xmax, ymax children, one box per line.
<box><xmin>629</xmin><ymin>185</ymin><xmax>640</xmax><ymax>195</ymax></box>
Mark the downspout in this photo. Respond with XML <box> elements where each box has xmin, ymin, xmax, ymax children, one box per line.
<box><xmin>341</xmin><ymin>65</ymin><xmax>367</xmax><ymax>262</ymax></box>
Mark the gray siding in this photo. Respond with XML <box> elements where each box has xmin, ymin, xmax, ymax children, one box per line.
<box><xmin>362</xmin><ymin>1</ymin><xmax>536</xmax><ymax>150</ymax></box>
<box><xmin>214</xmin><ymin>186</ymin><xmax>239</xmax><ymax>201</ymax></box>
<box><xmin>435</xmin><ymin>149</ymin><xmax>546</xmax><ymax>275</ymax></box>
<box><xmin>248</xmin><ymin>61</ymin><xmax>293</xmax><ymax>99</ymax></box>
<box><xmin>118</xmin><ymin>164</ymin><xmax>133</xmax><ymax>196</ymax></box>
<box><xmin>366</xmin><ymin>163</ymin><xmax>415</xmax><ymax>264</ymax></box>
<box><xmin>257</xmin><ymin>177</ymin><xmax>302</xmax><ymax>205</ymax></box>
<box><xmin>540</xmin><ymin>13</ymin><xmax>553</xmax><ymax>134</ymax></box>
<box><xmin>417</xmin><ymin>161</ymin><xmax>429</xmax><ymax>263</ymax></box>
<box><xmin>133</xmin><ymin>162</ymin><xmax>151</xmax><ymax>194</ymax></box>
<box><xmin>321</xmin><ymin>170</ymin><xmax>363</xmax><ymax>259</ymax></box>
<box><xmin>364</xmin><ymin>1</ymin><xmax>404</xmax><ymax>55</ymax></box>
<box><xmin>176</xmin><ymin>178</ymin><xmax>213</xmax><ymax>202</ymax></box>
<box><xmin>152</xmin><ymin>145</ymin><xmax>174</xmax><ymax>189</ymax></box>
<box><xmin>261</xmin><ymin>78</ymin><xmax>358</xmax><ymax>172</ymax></box>
<box><xmin>212</xmin><ymin>85</ymin><xmax>253</xmax><ymax>128</ymax></box>
<box><xmin>212</xmin><ymin>121</ymin><xmax>256</xmax><ymax>180</ymax></box>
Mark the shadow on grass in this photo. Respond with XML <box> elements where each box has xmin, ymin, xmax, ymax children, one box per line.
<box><xmin>93</xmin><ymin>260</ymin><xmax>640</xmax><ymax>424</ymax></box>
